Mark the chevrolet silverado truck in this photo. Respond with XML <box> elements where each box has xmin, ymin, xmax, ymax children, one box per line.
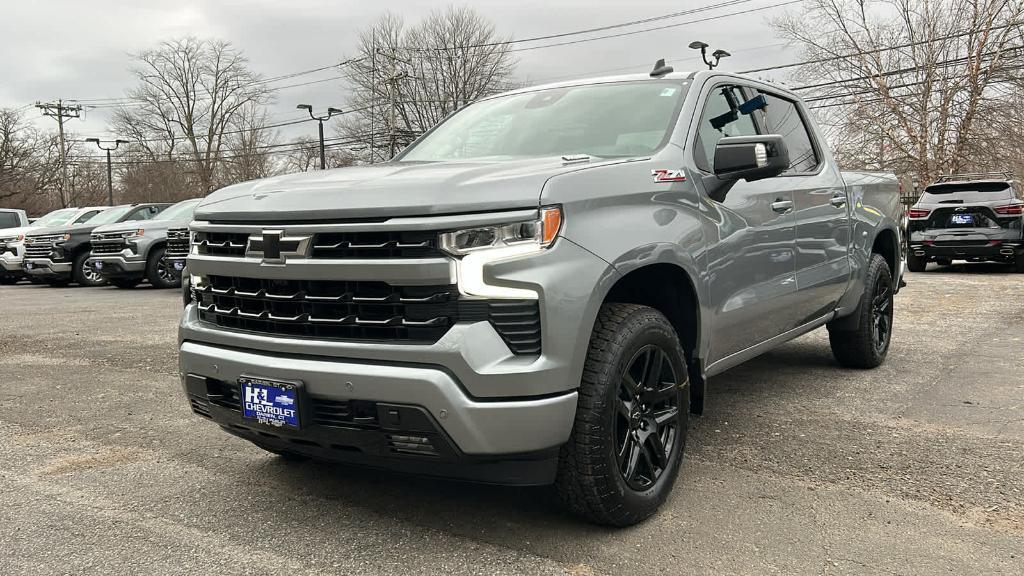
<box><xmin>0</xmin><ymin>207</ymin><xmax>108</xmax><ymax>284</ymax></box>
<box><xmin>907</xmin><ymin>173</ymin><xmax>1024</xmax><ymax>272</ymax></box>
<box><xmin>88</xmin><ymin>198</ymin><xmax>201</xmax><ymax>289</ymax></box>
<box><xmin>179</xmin><ymin>68</ymin><xmax>904</xmax><ymax>526</ymax></box>
<box><xmin>24</xmin><ymin>203</ymin><xmax>170</xmax><ymax>286</ymax></box>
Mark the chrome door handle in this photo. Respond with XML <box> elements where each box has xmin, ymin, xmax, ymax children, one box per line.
<box><xmin>771</xmin><ymin>199</ymin><xmax>794</xmax><ymax>213</ymax></box>
<box><xmin>830</xmin><ymin>193</ymin><xmax>848</xmax><ymax>208</ymax></box>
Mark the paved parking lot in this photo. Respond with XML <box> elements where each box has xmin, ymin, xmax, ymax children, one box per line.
<box><xmin>1</xmin><ymin>266</ymin><xmax>1022</xmax><ymax>575</ymax></box>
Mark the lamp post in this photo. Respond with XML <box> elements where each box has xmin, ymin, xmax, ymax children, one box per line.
<box><xmin>296</xmin><ymin>105</ymin><xmax>343</xmax><ymax>169</ymax></box>
<box><xmin>84</xmin><ymin>138</ymin><xmax>129</xmax><ymax>206</ymax></box>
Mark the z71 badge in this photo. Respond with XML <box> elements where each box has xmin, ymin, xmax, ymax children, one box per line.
<box><xmin>652</xmin><ymin>169</ymin><xmax>687</xmax><ymax>183</ymax></box>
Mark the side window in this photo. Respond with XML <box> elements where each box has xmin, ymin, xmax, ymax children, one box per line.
<box><xmin>694</xmin><ymin>85</ymin><xmax>759</xmax><ymax>173</ymax></box>
<box><xmin>759</xmin><ymin>92</ymin><xmax>819</xmax><ymax>173</ymax></box>
<box><xmin>127</xmin><ymin>207</ymin><xmax>155</xmax><ymax>221</ymax></box>
<box><xmin>0</xmin><ymin>213</ymin><xmax>19</xmax><ymax>228</ymax></box>
<box><xmin>73</xmin><ymin>210</ymin><xmax>100</xmax><ymax>224</ymax></box>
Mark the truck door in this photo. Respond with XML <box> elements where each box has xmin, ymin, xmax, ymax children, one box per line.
<box><xmin>688</xmin><ymin>83</ymin><xmax>802</xmax><ymax>363</ymax></box>
<box><xmin>756</xmin><ymin>90</ymin><xmax>851</xmax><ymax>317</ymax></box>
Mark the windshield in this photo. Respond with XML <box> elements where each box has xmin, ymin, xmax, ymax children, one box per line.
<box><xmin>156</xmin><ymin>199</ymin><xmax>201</xmax><ymax>222</ymax></box>
<box><xmin>33</xmin><ymin>208</ymin><xmax>79</xmax><ymax>227</ymax></box>
<box><xmin>83</xmin><ymin>206</ymin><xmax>131</xmax><ymax>226</ymax></box>
<box><xmin>399</xmin><ymin>80</ymin><xmax>688</xmax><ymax>162</ymax></box>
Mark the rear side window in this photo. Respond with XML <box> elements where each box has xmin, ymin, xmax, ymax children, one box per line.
<box><xmin>694</xmin><ymin>85</ymin><xmax>759</xmax><ymax>172</ymax></box>
<box><xmin>760</xmin><ymin>92</ymin><xmax>819</xmax><ymax>173</ymax></box>
<box><xmin>922</xmin><ymin>182</ymin><xmax>1015</xmax><ymax>203</ymax></box>
<box><xmin>0</xmin><ymin>213</ymin><xmax>20</xmax><ymax>228</ymax></box>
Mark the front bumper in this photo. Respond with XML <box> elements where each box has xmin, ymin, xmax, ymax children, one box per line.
<box><xmin>88</xmin><ymin>255</ymin><xmax>146</xmax><ymax>278</ymax></box>
<box><xmin>179</xmin><ymin>340</ymin><xmax>577</xmax><ymax>484</ymax></box>
<box><xmin>0</xmin><ymin>253</ymin><xmax>23</xmax><ymax>275</ymax></box>
<box><xmin>23</xmin><ymin>258</ymin><xmax>72</xmax><ymax>277</ymax></box>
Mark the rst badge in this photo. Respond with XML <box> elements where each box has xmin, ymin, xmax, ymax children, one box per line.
<box><xmin>652</xmin><ymin>169</ymin><xmax>687</xmax><ymax>183</ymax></box>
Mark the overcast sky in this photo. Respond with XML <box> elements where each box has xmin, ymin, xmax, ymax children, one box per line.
<box><xmin>1</xmin><ymin>0</ymin><xmax>803</xmax><ymax>145</ymax></box>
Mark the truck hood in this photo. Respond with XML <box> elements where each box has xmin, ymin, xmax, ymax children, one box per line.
<box><xmin>194</xmin><ymin>157</ymin><xmax>616</xmax><ymax>222</ymax></box>
<box><xmin>93</xmin><ymin>217</ymin><xmax>192</xmax><ymax>236</ymax></box>
<box><xmin>25</xmin><ymin>223</ymin><xmax>103</xmax><ymax>237</ymax></box>
<box><xmin>0</xmin><ymin>225</ymin><xmax>34</xmax><ymax>239</ymax></box>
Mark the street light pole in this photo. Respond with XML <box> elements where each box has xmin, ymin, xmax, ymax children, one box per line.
<box><xmin>296</xmin><ymin>105</ymin><xmax>343</xmax><ymax>170</ymax></box>
<box><xmin>85</xmin><ymin>138</ymin><xmax>129</xmax><ymax>206</ymax></box>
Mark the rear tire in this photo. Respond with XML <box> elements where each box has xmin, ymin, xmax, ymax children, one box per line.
<box><xmin>828</xmin><ymin>253</ymin><xmax>894</xmax><ymax>369</ymax></box>
<box><xmin>146</xmin><ymin>247</ymin><xmax>179</xmax><ymax>289</ymax></box>
<box><xmin>111</xmin><ymin>278</ymin><xmax>141</xmax><ymax>289</ymax></box>
<box><xmin>72</xmin><ymin>252</ymin><xmax>106</xmax><ymax>287</ymax></box>
<box><xmin>906</xmin><ymin>252</ymin><xmax>927</xmax><ymax>272</ymax></box>
<box><xmin>555</xmin><ymin>303</ymin><xmax>689</xmax><ymax>526</ymax></box>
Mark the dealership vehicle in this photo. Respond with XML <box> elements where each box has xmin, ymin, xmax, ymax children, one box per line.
<box><xmin>88</xmin><ymin>198</ymin><xmax>201</xmax><ymax>289</ymax></box>
<box><xmin>178</xmin><ymin>66</ymin><xmax>904</xmax><ymax>526</ymax></box>
<box><xmin>0</xmin><ymin>207</ymin><xmax>107</xmax><ymax>284</ymax></box>
<box><xmin>907</xmin><ymin>173</ymin><xmax>1024</xmax><ymax>271</ymax></box>
<box><xmin>23</xmin><ymin>203</ymin><xmax>170</xmax><ymax>286</ymax></box>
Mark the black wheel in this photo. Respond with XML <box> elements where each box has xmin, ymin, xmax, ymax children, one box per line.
<box><xmin>555</xmin><ymin>303</ymin><xmax>689</xmax><ymax>526</ymax></box>
<box><xmin>72</xmin><ymin>252</ymin><xmax>106</xmax><ymax>287</ymax></box>
<box><xmin>935</xmin><ymin>258</ymin><xmax>952</xmax><ymax>267</ymax></box>
<box><xmin>828</xmin><ymin>253</ymin><xmax>894</xmax><ymax>368</ymax></box>
<box><xmin>146</xmin><ymin>247</ymin><xmax>180</xmax><ymax>289</ymax></box>
<box><xmin>111</xmin><ymin>278</ymin><xmax>141</xmax><ymax>289</ymax></box>
<box><xmin>906</xmin><ymin>252</ymin><xmax>927</xmax><ymax>272</ymax></box>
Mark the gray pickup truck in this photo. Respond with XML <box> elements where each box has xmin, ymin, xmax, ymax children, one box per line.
<box><xmin>178</xmin><ymin>68</ymin><xmax>904</xmax><ymax>526</ymax></box>
<box><xmin>88</xmin><ymin>198</ymin><xmax>201</xmax><ymax>289</ymax></box>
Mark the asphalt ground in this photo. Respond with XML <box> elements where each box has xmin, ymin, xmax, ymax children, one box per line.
<box><xmin>1</xmin><ymin>264</ymin><xmax>1022</xmax><ymax>575</ymax></box>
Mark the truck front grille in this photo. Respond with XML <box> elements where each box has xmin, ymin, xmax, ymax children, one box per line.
<box><xmin>196</xmin><ymin>275</ymin><xmax>470</xmax><ymax>343</ymax></box>
<box><xmin>167</xmin><ymin>228</ymin><xmax>189</xmax><ymax>257</ymax></box>
<box><xmin>24</xmin><ymin>235</ymin><xmax>60</xmax><ymax>258</ymax></box>
<box><xmin>91</xmin><ymin>242</ymin><xmax>126</xmax><ymax>255</ymax></box>
<box><xmin>193</xmin><ymin>230</ymin><xmax>446</xmax><ymax>259</ymax></box>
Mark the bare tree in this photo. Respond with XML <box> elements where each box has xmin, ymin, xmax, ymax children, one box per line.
<box><xmin>341</xmin><ymin>6</ymin><xmax>516</xmax><ymax>161</ymax></box>
<box><xmin>112</xmin><ymin>37</ymin><xmax>275</xmax><ymax>195</ymax></box>
<box><xmin>774</xmin><ymin>0</ymin><xmax>1024</xmax><ymax>184</ymax></box>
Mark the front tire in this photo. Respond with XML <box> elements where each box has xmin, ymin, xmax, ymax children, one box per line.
<box><xmin>146</xmin><ymin>247</ymin><xmax>179</xmax><ymax>289</ymax></box>
<box><xmin>828</xmin><ymin>253</ymin><xmax>894</xmax><ymax>368</ymax></box>
<box><xmin>555</xmin><ymin>303</ymin><xmax>689</xmax><ymax>526</ymax></box>
<box><xmin>907</xmin><ymin>252</ymin><xmax>927</xmax><ymax>272</ymax></box>
<box><xmin>73</xmin><ymin>252</ymin><xmax>106</xmax><ymax>287</ymax></box>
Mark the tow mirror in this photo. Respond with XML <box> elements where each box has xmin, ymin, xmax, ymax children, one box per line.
<box><xmin>704</xmin><ymin>135</ymin><xmax>790</xmax><ymax>201</ymax></box>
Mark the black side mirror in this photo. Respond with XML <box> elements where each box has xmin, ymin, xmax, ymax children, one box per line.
<box><xmin>703</xmin><ymin>135</ymin><xmax>790</xmax><ymax>201</ymax></box>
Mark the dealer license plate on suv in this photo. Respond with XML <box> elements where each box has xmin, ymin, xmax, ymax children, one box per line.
<box><xmin>239</xmin><ymin>376</ymin><xmax>300</xmax><ymax>429</ymax></box>
<box><xmin>951</xmin><ymin>213</ymin><xmax>974</xmax><ymax>225</ymax></box>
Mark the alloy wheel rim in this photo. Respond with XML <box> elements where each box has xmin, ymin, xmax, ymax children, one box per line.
<box><xmin>613</xmin><ymin>344</ymin><xmax>680</xmax><ymax>491</ymax></box>
<box><xmin>157</xmin><ymin>258</ymin><xmax>174</xmax><ymax>283</ymax></box>
<box><xmin>871</xmin><ymin>277</ymin><xmax>893</xmax><ymax>353</ymax></box>
<box><xmin>83</xmin><ymin>266</ymin><xmax>101</xmax><ymax>284</ymax></box>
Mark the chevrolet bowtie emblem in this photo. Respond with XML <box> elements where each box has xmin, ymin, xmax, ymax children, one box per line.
<box><xmin>246</xmin><ymin>230</ymin><xmax>311</xmax><ymax>263</ymax></box>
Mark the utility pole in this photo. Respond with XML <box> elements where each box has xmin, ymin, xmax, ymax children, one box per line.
<box><xmin>369</xmin><ymin>29</ymin><xmax>376</xmax><ymax>164</ymax></box>
<box><xmin>296</xmin><ymin>105</ymin><xmax>343</xmax><ymax>170</ymax></box>
<box><xmin>376</xmin><ymin>47</ymin><xmax>410</xmax><ymax>159</ymax></box>
<box><xmin>85</xmin><ymin>138</ymin><xmax>129</xmax><ymax>206</ymax></box>
<box><xmin>35</xmin><ymin>100</ymin><xmax>82</xmax><ymax>207</ymax></box>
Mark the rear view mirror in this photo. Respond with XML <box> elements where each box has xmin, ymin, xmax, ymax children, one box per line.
<box><xmin>713</xmin><ymin>135</ymin><xmax>789</xmax><ymax>182</ymax></box>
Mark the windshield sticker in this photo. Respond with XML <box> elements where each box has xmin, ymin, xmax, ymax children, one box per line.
<box><xmin>652</xmin><ymin>169</ymin><xmax>687</xmax><ymax>183</ymax></box>
<box><xmin>660</xmin><ymin>88</ymin><xmax>677</xmax><ymax>97</ymax></box>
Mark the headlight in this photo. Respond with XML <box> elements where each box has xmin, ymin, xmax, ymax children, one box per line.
<box><xmin>439</xmin><ymin>206</ymin><xmax>562</xmax><ymax>256</ymax></box>
<box><xmin>60</xmin><ymin>233</ymin><xmax>71</xmax><ymax>242</ymax></box>
<box><xmin>444</xmin><ymin>206</ymin><xmax>562</xmax><ymax>299</ymax></box>
<box><xmin>123</xmin><ymin>229</ymin><xmax>145</xmax><ymax>238</ymax></box>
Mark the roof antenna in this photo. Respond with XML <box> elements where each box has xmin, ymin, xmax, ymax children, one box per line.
<box><xmin>689</xmin><ymin>41</ymin><xmax>730</xmax><ymax>70</ymax></box>
<box><xmin>650</xmin><ymin>58</ymin><xmax>674</xmax><ymax>78</ymax></box>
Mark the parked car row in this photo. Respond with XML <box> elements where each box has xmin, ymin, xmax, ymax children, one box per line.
<box><xmin>0</xmin><ymin>198</ymin><xmax>200</xmax><ymax>289</ymax></box>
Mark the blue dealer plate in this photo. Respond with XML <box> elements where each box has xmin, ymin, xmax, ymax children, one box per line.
<box><xmin>240</xmin><ymin>376</ymin><xmax>300</xmax><ymax>429</ymax></box>
<box><xmin>951</xmin><ymin>214</ymin><xmax>973</xmax><ymax>225</ymax></box>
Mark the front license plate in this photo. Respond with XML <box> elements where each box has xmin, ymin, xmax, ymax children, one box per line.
<box><xmin>240</xmin><ymin>376</ymin><xmax>300</xmax><ymax>429</ymax></box>
<box><xmin>951</xmin><ymin>214</ymin><xmax>973</xmax><ymax>225</ymax></box>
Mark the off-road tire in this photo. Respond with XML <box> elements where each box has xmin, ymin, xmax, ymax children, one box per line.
<box><xmin>146</xmin><ymin>247</ymin><xmax>179</xmax><ymax>289</ymax></box>
<box><xmin>828</xmin><ymin>254</ymin><xmax>894</xmax><ymax>368</ymax></box>
<box><xmin>111</xmin><ymin>278</ymin><xmax>141</xmax><ymax>289</ymax></box>
<box><xmin>555</xmin><ymin>303</ymin><xmax>689</xmax><ymax>526</ymax></box>
<box><xmin>906</xmin><ymin>252</ymin><xmax>927</xmax><ymax>272</ymax></box>
<box><xmin>72</xmin><ymin>251</ymin><xmax>106</xmax><ymax>287</ymax></box>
